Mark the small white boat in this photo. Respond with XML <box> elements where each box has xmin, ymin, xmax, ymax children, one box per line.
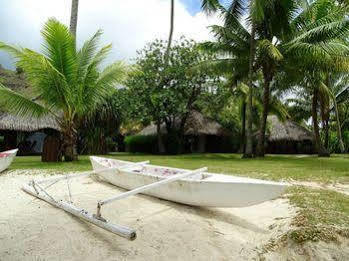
<box><xmin>90</xmin><ymin>156</ymin><xmax>288</xmax><ymax>208</ymax></box>
<box><xmin>0</xmin><ymin>149</ymin><xmax>18</xmax><ymax>173</ymax></box>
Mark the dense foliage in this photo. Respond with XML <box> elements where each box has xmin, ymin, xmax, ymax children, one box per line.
<box><xmin>127</xmin><ymin>37</ymin><xmax>220</xmax><ymax>153</ymax></box>
<box><xmin>0</xmin><ymin>19</ymin><xmax>128</xmax><ymax>161</ymax></box>
<box><xmin>200</xmin><ymin>0</ymin><xmax>349</xmax><ymax>157</ymax></box>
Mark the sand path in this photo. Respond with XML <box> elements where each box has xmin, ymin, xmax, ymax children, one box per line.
<box><xmin>1</xmin><ymin>171</ymin><xmax>295</xmax><ymax>260</ymax></box>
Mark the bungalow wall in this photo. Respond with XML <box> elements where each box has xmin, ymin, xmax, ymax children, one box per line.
<box><xmin>0</xmin><ymin>130</ymin><xmax>49</xmax><ymax>155</ymax></box>
<box><xmin>266</xmin><ymin>140</ymin><xmax>315</xmax><ymax>154</ymax></box>
<box><xmin>188</xmin><ymin>135</ymin><xmax>239</xmax><ymax>153</ymax></box>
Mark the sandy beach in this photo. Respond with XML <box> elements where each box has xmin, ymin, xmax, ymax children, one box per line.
<box><xmin>0</xmin><ymin>170</ymin><xmax>347</xmax><ymax>260</ymax></box>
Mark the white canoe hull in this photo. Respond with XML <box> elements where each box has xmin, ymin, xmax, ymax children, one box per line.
<box><xmin>0</xmin><ymin>149</ymin><xmax>18</xmax><ymax>173</ymax></box>
<box><xmin>90</xmin><ymin>156</ymin><xmax>288</xmax><ymax>208</ymax></box>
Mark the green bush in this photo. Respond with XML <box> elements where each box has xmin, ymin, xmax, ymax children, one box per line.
<box><xmin>125</xmin><ymin>135</ymin><xmax>158</xmax><ymax>153</ymax></box>
<box><xmin>125</xmin><ymin>134</ymin><xmax>240</xmax><ymax>154</ymax></box>
<box><xmin>328</xmin><ymin>131</ymin><xmax>349</xmax><ymax>153</ymax></box>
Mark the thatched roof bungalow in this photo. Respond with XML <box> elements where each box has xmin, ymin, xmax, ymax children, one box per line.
<box><xmin>139</xmin><ymin>110</ymin><xmax>231</xmax><ymax>137</ymax></box>
<box><xmin>0</xmin><ymin>112</ymin><xmax>60</xmax><ymax>154</ymax></box>
<box><xmin>136</xmin><ymin>111</ymin><xmax>233</xmax><ymax>153</ymax></box>
<box><xmin>266</xmin><ymin>115</ymin><xmax>314</xmax><ymax>154</ymax></box>
<box><xmin>0</xmin><ymin>113</ymin><xmax>60</xmax><ymax>132</ymax></box>
<box><xmin>0</xmin><ymin>67</ymin><xmax>60</xmax><ymax>154</ymax></box>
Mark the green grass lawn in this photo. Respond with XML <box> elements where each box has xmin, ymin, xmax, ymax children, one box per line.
<box><xmin>10</xmin><ymin>153</ymin><xmax>349</xmax><ymax>182</ymax></box>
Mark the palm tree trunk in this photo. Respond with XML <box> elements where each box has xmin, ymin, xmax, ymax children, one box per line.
<box><xmin>63</xmin><ymin>123</ymin><xmax>78</xmax><ymax>161</ymax></box>
<box><xmin>333</xmin><ymin>98</ymin><xmax>345</xmax><ymax>153</ymax></box>
<box><xmin>156</xmin><ymin>120</ymin><xmax>166</xmax><ymax>154</ymax></box>
<box><xmin>312</xmin><ymin>88</ymin><xmax>330</xmax><ymax>157</ymax></box>
<box><xmin>70</xmin><ymin>0</ymin><xmax>79</xmax><ymax>37</ymax></box>
<box><xmin>240</xmin><ymin>101</ymin><xmax>246</xmax><ymax>154</ymax></box>
<box><xmin>324</xmin><ymin>119</ymin><xmax>329</xmax><ymax>150</ymax></box>
<box><xmin>243</xmin><ymin>23</ymin><xmax>256</xmax><ymax>158</ymax></box>
<box><xmin>256</xmin><ymin>70</ymin><xmax>272</xmax><ymax>157</ymax></box>
<box><xmin>165</xmin><ymin>0</ymin><xmax>175</xmax><ymax>62</ymax></box>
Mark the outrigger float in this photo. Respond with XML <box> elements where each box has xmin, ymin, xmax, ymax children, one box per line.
<box><xmin>22</xmin><ymin>156</ymin><xmax>287</xmax><ymax>240</ymax></box>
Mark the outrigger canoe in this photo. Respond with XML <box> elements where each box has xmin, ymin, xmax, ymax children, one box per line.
<box><xmin>0</xmin><ymin>149</ymin><xmax>18</xmax><ymax>173</ymax></box>
<box><xmin>90</xmin><ymin>156</ymin><xmax>287</xmax><ymax>208</ymax></box>
<box><xmin>21</xmin><ymin>156</ymin><xmax>289</xmax><ymax>240</ymax></box>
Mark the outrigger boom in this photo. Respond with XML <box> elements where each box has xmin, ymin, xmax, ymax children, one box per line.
<box><xmin>22</xmin><ymin>160</ymin><xmax>207</xmax><ymax>240</ymax></box>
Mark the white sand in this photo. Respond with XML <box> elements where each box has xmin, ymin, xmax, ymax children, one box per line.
<box><xmin>0</xmin><ymin>170</ymin><xmax>346</xmax><ymax>260</ymax></box>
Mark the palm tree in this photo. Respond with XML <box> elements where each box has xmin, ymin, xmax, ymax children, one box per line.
<box><xmin>166</xmin><ymin>0</ymin><xmax>175</xmax><ymax>59</ymax></box>
<box><xmin>201</xmin><ymin>1</ymin><xmax>297</xmax><ymax>157</ymax></box>
<box><xmin>280</xmin><ymin>0</ymin><xmax>349</xmax><ymax>156</ymax></box>
<box><xmin>0</xmin><ymin>19</ymin><xmax>128</xmax><ymax>161</ymax></box>
<box><xmin>70</xmin><ymin>0</ymin><xmax>79</xmax><ymax>37</ymax></box>
<box><xmin>201</xmin><ymin>0</ymin><xmax>296</xmax><ymax>157</ymax></box>
<box><xmin>156</xmin><ymin>0</ymin><xmax>175</xmax><ymax>154</ymax></box>
<box><xmin>330</xmin><ymin>72</ymin><xmax>349</xmax><ymax>152</ymax></box>
<box><xmin>253</xmin><ymin>0</ymin><xmax>299</xmax><ymax>157</ymax></box>
<box><xmin>197</xmin><ymin>17</ymin><xmax>250</xmax><ymax>150</ymax></box>
<box><xmin>201</xmin><ymin>0</ymin><xmax>257</xmax><ymax>158</ymax></box>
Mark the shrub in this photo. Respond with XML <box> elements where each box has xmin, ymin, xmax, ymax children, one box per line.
<box><xmin>124</xmin><ymin>135</ymin><xmax>158</xmax><ymax>153</ymax></box>
<box><xmin>328</xmin><ymin>130</ymin><xmax>349</xmax><ymax>153</ymax></box>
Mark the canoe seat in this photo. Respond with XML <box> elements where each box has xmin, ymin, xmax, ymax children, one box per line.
<box><xmin>140</xmin><ymin>166</ymin><xmax>204</xmax><ymax>180</ymax></box>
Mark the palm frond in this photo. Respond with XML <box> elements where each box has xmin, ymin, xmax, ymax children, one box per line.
<box><xmin>0</xmin><ymin>83</ymin><xmax>52</xmax><ymax>118</ymax></box>
<box><xmin>78</xmin><ymin>61</ymin><xmax>128</xmax><ymax>116</ymax></box>
<box><xmin>258</xmin><ymin>39</ymin><xmax>283</xmax><ymax>61</ymax></box>
<box><xmin>0</xmin><ymin>42</ymin><xmax>23</xmax><ymax>58</ymax></box>
<box><xmin>77</xmin><ymin>30</ymin><xmax>103</xmax><ymax>82</ymax></box>
<box><xmin>201</xmin><ymin>0</ymin><xmax>221</xmax><ymax>15</ymax></box>
<box><xmin>225</xmin><ymin>0</ymin><xmax>246</xmax><ymax>20</ymax></box>
<box><xmin>290</xmin><ymin>19</ymin><xmax>349</xmax><ymax>44</ymax></box>
<box><xmin>41</xmin><ymin>18</ymin><xmax>77</xmax><ymax>86</ymax></box>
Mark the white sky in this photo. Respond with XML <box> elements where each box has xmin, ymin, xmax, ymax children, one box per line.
<box><xmin>0</xmin><ymin>0</ymin><xmax>221</xmax><ymax>69</ymax></box>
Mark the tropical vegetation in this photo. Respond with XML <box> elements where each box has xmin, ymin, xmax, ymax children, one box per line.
<box><xmin>199</xmin><ymin>0</ymin><xmax>349</xmax><ymax>157</ymax></box>
<box><xmin>127</xmin><ymin>37</ymin><xmax>220</xmax><ymax>154</ymax></box>
<box><xmin>0</xmin><ymin>19</ymin><xmax>128</xmax><ymax>161</ymax></box>
<box><xmin>1</xmin><ymin>0</ymin><xmax>349</xmax><ymax>160</ymax></box>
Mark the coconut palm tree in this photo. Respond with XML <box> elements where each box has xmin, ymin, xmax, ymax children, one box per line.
<box><xmin>0</xmin><ymin>18</ymin><xmax>128</xmax><ymax>161</ymax></box>
<box><xmin>201</xmin><ymin>0</ymin><xmax>297</xmax><ymax>157</ymax></box>
<box><xmin>156</xmin><ymin>0</ymin><xmax>176</xmax><ymax>154</ymax></box>
<box><xmin>201</xmin><ymin>0</ymin><xmax>258</xmax><ymax>158</ymax></box>
<box><xmin>166</xmin><ymin>0</ymin><xmax>175</xmax><ymax>58</ymax></box>
<box><xmin>280</xmin><ymin>0</ymin><xmax>349</xmax><ymax>156</ymax></box>
<box><xmin>70</xmin><ymin>0</ymin><xmax>79</xmax><ymax>37</ymax></box>
<box><xmin>201</xmin><ymin>1</ymin><xmax>297</xmax><ymax>157</ymax></box>
<box><xmin>331</xmin><ymin>72</ymin><xmax>349</xmax><ymax>152</ymax></box>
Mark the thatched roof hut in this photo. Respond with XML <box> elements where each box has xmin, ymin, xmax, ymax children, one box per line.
<box><xmin>0</xmin><ymin>67</ymin><xmax>61</xmax><ymax>154</ymax></box>
<box><xmin>0</xmin><ymin>113</ymin><xmax>60</xmax><ymax>132</ymax></box>
<box><xmin>138</xmin><ymin>110</ymin><xmax>231</xmax><ymax>137</ymax></box>
<box><xmin>267</xmin><ymin>115</ymin><xmax>313</xmax><ymax>142</ymax></box>
<box><xmin>0</xmin><ymin>67</ymin><xmax>60</xmax><ymax>132</ymax></box>
<box><xmin>266</xmin><ymin>115</ymin><xmax>314</xmax><ymax>154</ymax></box>
<box><xmin>135</xmin><ymin>111</ymin><xmax>233</xmax><ymax>153</ymax></box>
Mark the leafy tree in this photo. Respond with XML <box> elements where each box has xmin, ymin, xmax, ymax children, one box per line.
<box><xmin>127</xmin><ymin>37</ymin><xmax>219</xmax><ymax>153</ymax></box>
<box><xmin>0</xmin><ymin>18</ymin><xmax>128</xmax><ymax>161</ymax></box>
